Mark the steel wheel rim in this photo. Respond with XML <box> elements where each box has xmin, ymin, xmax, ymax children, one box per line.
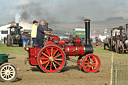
<box><xmin>0</xmin><ymin>64</ymin><xmax>16</xmax><ymax>81</ymax></box>
<box><xmin>82</xmin><ymin>54</ymin><xmax>100</xmax><ymax>73</ymax></box>
<box><xmin>38</xmin><ymin>45</ymin><xmax>66</xmax><ymax>73</ymax></box>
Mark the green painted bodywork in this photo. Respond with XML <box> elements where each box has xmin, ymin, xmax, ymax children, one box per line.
<box><xmin>0</xmin><ymin>54</ymin><xmax>8</xmax><ymax>64</ymax></box>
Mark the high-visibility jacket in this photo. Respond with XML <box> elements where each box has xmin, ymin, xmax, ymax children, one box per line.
<box><xmin>31</xmin><ymin>24</ymin><xmax>37</xmax><ymax>38</ymax></box>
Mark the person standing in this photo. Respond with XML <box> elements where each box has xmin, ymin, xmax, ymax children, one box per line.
<box><xmin>23</xmin><ymin>34</ymin><xmax>29</xmax><ymax>48</ymax></box>
<box><xmin>37</xmin><ymin>20</ymin><xmax>50</xmax><ymax>47</ymax></box>
<box><xmin>31</xmin><ymin>20</ymin><xmax>38</xmax><ymax>47</ymax></box>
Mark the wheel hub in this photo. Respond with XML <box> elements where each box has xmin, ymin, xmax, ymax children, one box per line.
<box><xmin>49</xmin><ymin>57</ymin><xmax>54</xmax><ymax>61</ymax></box>
<box><xmin>5</xmin><ymin>70</ymin><xmax>10</xmax><ymax>75</ymax></box>
<box><xmin>90</xmin><ymin>62</ymin><xmax>93</xmax><ymax>65</ymax></box>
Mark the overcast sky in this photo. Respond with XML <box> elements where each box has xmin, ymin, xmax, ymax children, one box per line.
<box><xmin>0</xmin><ymin>0</ymin><xmax>128</xmax><ymax>24</ymax></box>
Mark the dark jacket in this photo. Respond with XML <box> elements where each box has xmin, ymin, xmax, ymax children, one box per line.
<box><xmin>37</xmin><ymin>24</ymin><xmax>45</xmax><ymax>38</ymax></box>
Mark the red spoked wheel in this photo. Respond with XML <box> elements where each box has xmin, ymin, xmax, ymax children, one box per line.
<box><xmin>82</xmin><ymin>54</ymin><xmax>100</xmax><ymax>73</ymax></box>
<box><xmin>37</xmin><ymin>45</ymin><xmax>66</xmax><ymax>73</ymax></box>
<box><xmin>77</xmin><ymin>56</ymin><xmax>83</xmax><ymax>70</ymax></box>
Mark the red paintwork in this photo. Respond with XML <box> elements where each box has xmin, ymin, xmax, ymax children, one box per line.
<box><xmin>74</xmin><ymin>38</ymin><xmax>81</xmax><ymax>45</ymax></box>
<box><xmin>97</xmin><ymin>42</ymin><xmax>102</xmax><ymax>46</ymax></box>
<box><xmin>65</xmin><ymin>45</ymin><xmax>85</xmax><ymax>56</ymax></box>
<box><xmin>27</xmin><ymin>47</ymin><xmax>41</xmax><ymax>66</ymax></box>
<box><xmin>27</xmin><ymin>45</ymin><xmax>85</xmax><ymax>66</ymax></box>
<box><xmin>48</xmin><ymin>35</ymin><xmax>60</xmax><ymax>41</ymax></box>
<box><xmin>64</xmin><ymin>39</ymin><xmax>72</xmax><ymax>44</ymax></box>
<box><xmin>37</xmin><ymin>45</ymin><xmax>66</xmax><ymax>73</ymax></box>
<box><xmin>25</xmin><ymin>34</ymin><xmax>100</xmax><ymax>73</ymax></box>
<box><xmin>59</xmin><ymin>41</ymin><xmax>65</xmax><ymax>46</ymax></box>
<box><xmin>44</xmin><ymin>41</ymin><xmax>55</xmax><ymax>46</ymax></box>
<box><xmin>82</xmin><ymin>54</ymin><xmax>100</xmax><ymax>73</ymax></box>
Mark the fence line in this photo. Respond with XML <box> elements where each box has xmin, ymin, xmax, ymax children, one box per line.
<box><xmin>110</xmin><ymin>53</ymin><xmax>128</xmax><ymax>85</ymax></box>
<box><xmin>112</xmin><ymin>62</ymin><xmax>128</xmax><ymax>85</ymax></box>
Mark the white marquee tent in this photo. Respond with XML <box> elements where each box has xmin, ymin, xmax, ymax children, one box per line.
<box><xmin>0</xmin><ymin>21</ymin><xmax>32</xmax><ymax>40</ymax></box>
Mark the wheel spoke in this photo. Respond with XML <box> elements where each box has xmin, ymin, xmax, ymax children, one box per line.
<box><xmin>40</xmin><ymin>57</ymin><xmax>49</xmax><ymax>60</ymax></box>
<box><xmin>46</xmin><ymin>48</ymin><xmax>50</xmax><ymax>56</ymax></box>
<box><xmin>54</xmin><ymin>61</ymin><xmax>61</xmax><ymax>66</ymax></box>
<box><xmin>54</xmin><ymin>54</ymin><xmax>62</xmax><ymax>59</ymax></box>
<box><xmin>88</xmin><ymin>56</ymin><xmax>91</xmax><ymax>61</ymax></box>
<box><xmin>42</xmin><ymin>52</ymin><xmax>49</xmax><ymax>58</ymax></box>
<box><xmin>50</xmin><ymin>62</ymin><xmax>52</xmax><ymax>70</ymax></box>
<box><xmin>92</xmin><ymin>56</ymin><xmax>96</xmax><ymax>62</ymax></box>
<box><xmin>1</xmin><ymin>70</ymin><xmax>6</xmax><ymax>73</ymax></box>
<box><xmin>92</xmin><ymin>64</ymin><xmax>97</xmax><ymax>67</ymax></box>
<box><xmin>85</xmin><ymin>64</ymin><xmax>90</xmax><ymax>68</ymax></box>
<box><xmin>9</xmin><ymin>75</ymin><xmax>12</xmax><ymax>78</ymax></box>
<box><xmin>41</xmin><ymin>60</ymin><xmax>49</xmax><ymax>65</ymax></box>
<box><xmin>53</xmin><ymin>62</ymin><xmax>57</xmax><ymax>69</ymax></box>
<box><xmin>53</xmin><ymin>49</ymin><xmax>59</xmax><ymax>57</ymax></box>
<box><xmin>89</xmin><ymin>56</ymin><xmax>93</xmax><ymax>62</ymax></box>
<box><xmin>51</xmin><ymin>47</ymin><xmax>53</xmax><ymax>56</ymax></box>
<box><xmin>89</xmin><ymin>58</ymin><xmax>93</xmax><ymax>62</ymax></box>
<box><xmin>45</xmin><ymin>62</ymin><xmax>50</xmax><ymax>69</ymax></box>
<box><xmin>4</xmin><ymin>66</ymin><xmax>7</xmax><ymax>70</ymax></box>
<box><xmin>10</xmin><ymin>71</ymin><xmax>15</xmax><ymax>73</ymax></box>
<box><xmin>82</xmin><ymin>54</ymin><xmax>100</xmax><ymax>73</ymax></box>
<box><xmin>38</xmin><ymin>45</ymin><xmax>66</xmax><ymax>72</ymax></box>
<box><xmin>91</xmin><ymin>66</ymin><xmax>95</xmax><ymax>70</ymax></box>
<box><xmin>93</xmin><ymin>61</ymin><xmax>97</xmax><ymax>64</ymax></box>
<box><xmin>89</xmin><ymin>67</ymin><xmax>92</xmax><ymax>70</ymax></box>
<box><xmin>85</xmin><ymin>58</ymin><xmax>90</xmax><ymax>62</ymax></box>
<box><xmin>84</xmin><ymin>62</ymin><xmax>89</xmax><ymax>65</ymax></box>
<box><xmin>3</xmin><ymin>75</ymin><xmax>6</xmax><ymax>78</ymax></box>
<box><xmin>55</xmin><ymin>58</ymin><xmax>63</xmax><ymax>61</ymax></box>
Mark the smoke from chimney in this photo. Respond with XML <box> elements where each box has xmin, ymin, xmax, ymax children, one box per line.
<box><xmin>15</xmin><ymin>0</ymin><xmax>55</xmax><ymax>23</ymax></box>
<box><xmin>15</xmin><ymin>13</ymin><xmax>21</xmax><ymax>23</ymax></box>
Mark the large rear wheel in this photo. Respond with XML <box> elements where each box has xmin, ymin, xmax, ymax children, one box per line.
<box><xmin>6</xmin><ymin>35</ymin><xmax>13</xmax><ymax>47</ymax></box>
<box><xmin>37</xmin><ymin>45</ymin><xmax>66</xmax><ymax>73</ymax></box>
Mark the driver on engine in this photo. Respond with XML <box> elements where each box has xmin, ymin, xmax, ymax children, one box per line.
<box><xmin>37</xmin><ymin>20</ymin><xmax>51</xmax><ymax>47</ymax></box>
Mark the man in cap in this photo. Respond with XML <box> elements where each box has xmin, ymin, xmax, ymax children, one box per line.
<box><xmin>37</xmin><ymin>20</ymin><xmax>50</xmax><ymax>47</ymax></box>
<box><xmin>31</xmin><ymin>20</ymin><xmax>38</xmax><ymax>47</ymax></box>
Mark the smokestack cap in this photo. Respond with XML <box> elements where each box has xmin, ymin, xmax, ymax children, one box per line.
<box><xmin>84</xmin><ymin>19</ymin><xmax>91</xmax><ymax>22</ymax></box>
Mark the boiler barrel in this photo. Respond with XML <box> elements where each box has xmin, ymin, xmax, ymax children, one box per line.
<box><xmin>64</xmin><ymin>45</ymin><xmax>93</xmax><ymax>56</ymax></box>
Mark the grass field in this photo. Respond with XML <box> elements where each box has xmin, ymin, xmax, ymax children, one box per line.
<box><xmin>0</xmin><ymin>44</ymin><xmax>127</xmax><ymax>85</ymax></box>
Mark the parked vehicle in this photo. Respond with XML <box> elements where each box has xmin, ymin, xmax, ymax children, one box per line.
<box><xmin>104</xmin><ymin>25</ymin><xmax>128</xmax><ymax>54</ymax></box>
<box><xmin>0</xmin><ymin>54</ymin><xmax>17</xmax><ymax>82</ymax></box>
<box><xmin>6</xmin><ymin>23</ymin><xmax>23</xmax><ymax>47</ymax></box>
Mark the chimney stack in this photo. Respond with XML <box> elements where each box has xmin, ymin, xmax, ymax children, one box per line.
<box><xmin>119</xmin><ymin>26</ymin><xmax>123</xmax><ymax>38</ymax></box>
<box><xmin>45</xmin><ymin>23</ymin><xmax>48</xmax><ymax>31</ymax></box>
<box><xmin>126</xmin><ymin>24</ymin><xmax>128</xmax><ymax>38</ymax></box>
<box><xmin>84</xmin><ymin>19</ymin><xmax>91</xmax><ymax>45</ymax></box>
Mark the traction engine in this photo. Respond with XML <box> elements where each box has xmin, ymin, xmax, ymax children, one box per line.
<box><xmin>25</xmin><ymin>19</ymin><xmax>101</xmax><ymax>73</ymax></box>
